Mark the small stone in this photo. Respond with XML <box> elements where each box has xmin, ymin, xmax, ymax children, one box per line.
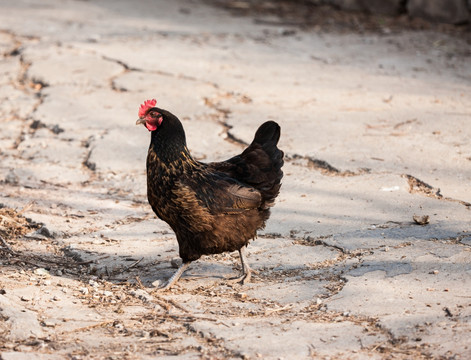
<box><xmin>237</xmin><ymin>293</ymin><xmax>247</xmax><ymax>300</ymax></box>
<box><xmin>429</xmin><ymin>270</ymin><xmax>439</xmax><ymax>275</ymax></box>
<box><xmin>136</xmin><ymin>330</ymin><xmax>149</xmax><ymax>338</ymax></box>
<box><xmin>413</xmin><ymin>214</ymin><xmax>430</xmax><ymax>225</ymax></box>
<box><xmin>21</xmin><ymin>295</ymin><xmax>32</xmax><ymax>302</ymax></box>
<box><xmin>34</xmin><ymin>268</ymin><xmax>50</xmax><ymax>277</ymax></box>
<box><xmin>37</xmin><ymin>226</ymin><xmax>53</xmax><ymax>238</ymax></box>
<box><xmin>43</xmin><ymin>280</ymin><xmax>52</xmax><ymax>286</ymax></box>
<box><xmin>53</xmin><ymin>296</ymin><xmax>60</xmax><ymax>301</ymax></box>
<box><xmin>152</xmin><ymin>279</ymin><xmax>162</xmax><ymax>288</ymax></box>
<box><xmin>316</xmin><ymin>298</ymin><xmax>323</xmax><ymax>305</ymax></box>
<box><xmin>103</xmin><ymin>290</ymin><xmax>113</xmax><ymax>297</ymax></box>
<box><xmin>5</xmin><ymin>171</ymin><xmax>19</xmax><ymax>185</ymax></box>
<box><xmin>80</xmin><ymin>287</ymin><xmax>89</xmax><ymax>295</ymax></box>
<box><xmin>56</xmin><ymin>270</ymin><xmax>63</xmax><ymax>276</ymax></box>
<box><xmin>43</xmin><ymin>320</ymin><xmax>56</xmax><ymax>328</ymax></box>
<box><xmin>50</xmin><ymin>124</ymin><xmax>64</xmax><ymax>134</ymax></box>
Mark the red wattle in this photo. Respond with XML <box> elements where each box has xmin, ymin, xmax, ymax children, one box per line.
<box><xmin>146</xmin><ymin>122</ymin><xmax>157</xmax><ymax>131</ymax></box>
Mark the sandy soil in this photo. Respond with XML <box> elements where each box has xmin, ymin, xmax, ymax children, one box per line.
<box><xmin>0</xmin><ymin>1</ymin><xmax>470</xmax><ymax>359</ymax></box>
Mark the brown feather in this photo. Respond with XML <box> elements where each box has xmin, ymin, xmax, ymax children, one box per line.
<box><xmin>142</xmin><ymin>108</ymin><xmax>283</xmax><ymax>264</ymax></box>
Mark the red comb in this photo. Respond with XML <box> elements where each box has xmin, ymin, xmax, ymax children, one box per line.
<box><xmin>138</xmin><ymin>99</ymin><xmax>157</xmax><ymax>118</ymax></box>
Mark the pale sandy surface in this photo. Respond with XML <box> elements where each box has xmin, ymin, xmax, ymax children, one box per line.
<box><xmin>0</xmin><ymin>1</ymin><xmax>470</xmax><ymax>359</ymax></box>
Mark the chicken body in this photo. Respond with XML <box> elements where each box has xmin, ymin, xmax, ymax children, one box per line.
<box><xmin>137</xmin><ymin>106</ymin><xmax>283</xmax><ymax>290</ymax></box>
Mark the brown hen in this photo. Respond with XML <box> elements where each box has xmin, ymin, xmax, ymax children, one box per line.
<box><xmin>136</xmin><ymin>99</ymin><xmax>284</xmax><ymax>290</ymax></box>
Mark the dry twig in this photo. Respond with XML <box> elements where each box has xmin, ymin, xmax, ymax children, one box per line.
<box><xmin>0</xmin><ymin>235</ymin><xmax>17</xmax><ymax>254</ymax></box>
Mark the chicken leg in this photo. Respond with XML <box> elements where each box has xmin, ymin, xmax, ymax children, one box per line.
<box><xmin>155</xmin><ymin>262</ymin><xmax>190</xmax><ymax>291</ymax></box>
<box><xmin>229</xmin><ymin>247</ymin><xmax>253</xmax><ymax>284</ymax></box>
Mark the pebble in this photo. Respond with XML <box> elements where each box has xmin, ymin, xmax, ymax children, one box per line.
<box><xmin>80</xmin><ymin>287</ymin><xmax>89</xmax><ymax>295</ymax></box>
<box><xmin>151</xmin><ymin>279</ymin><xmax>162</xmax><ymax>288</ymax></box>
<box><xmin>37</xmin><ymin>226</ymin><xmax>53</xmax><ymax>238</ymax></box>
<box><xmin>21</xmin><ymin>295</ymin><xmax>32</xmax><ymax>302</ymax></box>
<box><xmin>237</xmin><ymin>293</ymin><xmax>247</xmax><ymax>300</ymax></box>
<box><xmin>34</xmin><ymin>268</ymin><xmax>50</xmax><ymax>277</ymax></box>
<box><xmin>136</xmin><ymin>330</ymin><xmax>149</xmax><ymax>338</ymax></box>
<box><xmin>5</xmin><ymin>171</ymin><xmax>19</xmax><ymax>184</ymax></box>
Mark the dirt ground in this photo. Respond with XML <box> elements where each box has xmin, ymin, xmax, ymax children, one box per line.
<box><xmin>0</xmin><ymin>0</ymin><xmax>470</xmax><ymax>359</ymax></box>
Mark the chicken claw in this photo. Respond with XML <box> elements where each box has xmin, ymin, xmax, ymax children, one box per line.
<box><xmin>153</xmin><ymin>262</ymin><xmax>190</xmax><ymax>291</ymax></box>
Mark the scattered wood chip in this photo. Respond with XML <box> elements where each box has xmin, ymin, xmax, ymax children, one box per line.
<box><xmin>443</xmin><ymin>307</ymin><xmax>453</xmax><ymax>317</ymax></box>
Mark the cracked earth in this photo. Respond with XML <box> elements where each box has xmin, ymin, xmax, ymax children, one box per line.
<box><xmin>0</xmin><ymin>0</ymin><xmax>470</xmax><ymax>359</ymax></box>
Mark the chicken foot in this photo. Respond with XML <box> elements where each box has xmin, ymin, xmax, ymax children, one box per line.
<box><xmin>156</xmin><ymin>247</ymin><xmax>252</xmax><ymax>290</ymax></box>
<box><xmin>155</xmin><ymin>262</ymin><xmax>190</xmax><ymax>291</ymax></box>
<box><xmin>228</xmin><ymin>247</ymin><xmax>253</xmax><ymax>284</ymax></box>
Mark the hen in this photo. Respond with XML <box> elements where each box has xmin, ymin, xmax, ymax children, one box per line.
<box><xmin>136</xmin><ymin>99</ymin><xmax>284</xmax><ymax>290</ymax></box>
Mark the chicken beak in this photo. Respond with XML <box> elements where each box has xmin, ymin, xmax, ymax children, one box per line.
<box><xmin>136</xmin><ymin>118</ymin><xmax>146</xmax><ymax>126</ymax></box>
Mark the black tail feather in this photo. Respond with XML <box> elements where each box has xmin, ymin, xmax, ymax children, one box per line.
<box><xmin>210</xmin><ymin>121</ymin><xmax>284</xmax><ymax>208</ymax></box>
<box><xmin>247</xmin><ymin>121</ymin><xmax>284</xmax><ymax>205</ymax></box>
<box><xmin>252</xmin><ymin>121</ymin><xmax>281</xmax><ymax>146</ymax></box>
